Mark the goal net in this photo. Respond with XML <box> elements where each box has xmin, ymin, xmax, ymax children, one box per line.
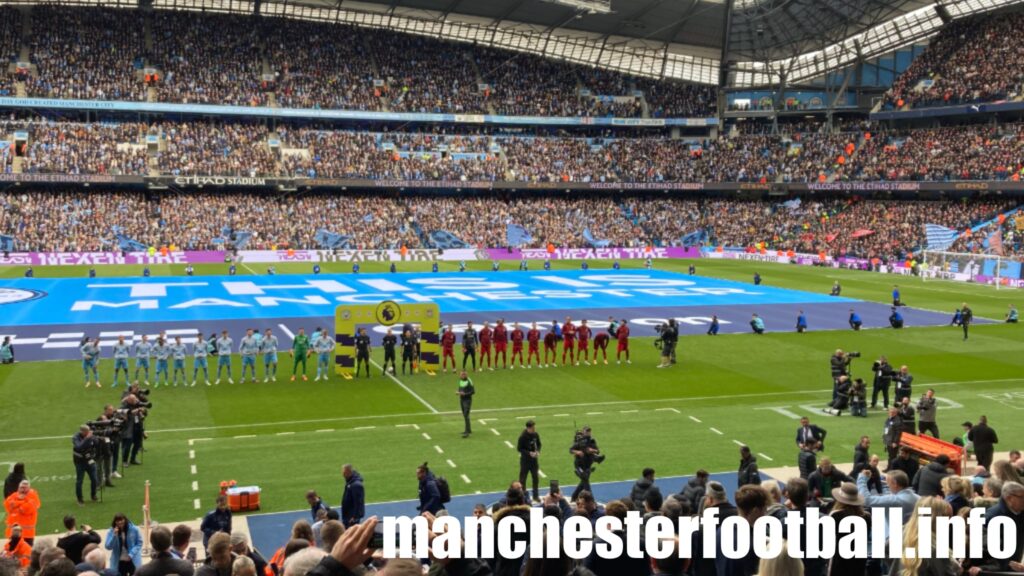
<box><xmin>920</xmin><ymin>250</ymin><xmax>1023</xmax><ymax>289</ymax></box>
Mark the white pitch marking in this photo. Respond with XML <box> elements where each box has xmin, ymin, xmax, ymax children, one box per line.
<box><xmin>554</xmin><ymin>414</ymin><xmax>569</xmax><ymax>417</ymax></box>
<box><xmin>422</xmin><ymin>433</ymin><xmax>432</xmax><ymax>440</ymax></box>
<box><xmin>191</xmin><ymin>481</ymin><xmax>199</xmax><ymax>491</ymax></box>
<box><xmin>234</xmin><ymin>435</ymin><xmax>256</xmax><ymax>439</ymax></box>
<box><xmin>732</xmin><ymin>439</ymin><xmax>745</xmax><ymax>447</ymax></box>
<box><xmin>460</xmin><ymin>474</ymin><xmax>471</xmax><ymax>484</ymax></box>
<box><xmin>586</xmin><ymin>412</ymin><xmax>604</xmax><ymax>415</ymax></box>
<box><xmin>709</xmin><ymin>427</ymin><xmax>724</xmax><ymax>435</ymax></box>
<box><xmin>194</xmin><ymin>499</ymin><xmax>201</xmax><ymax>509</ymax></box>
<box><xmin>490</xmin><ymin>428</ymin><xmax>500</xmax><ymax>436</ymax></box>
<box><xmin>620</xmin><ymin>410</ymin><xmax>639</xmax><ymax>414</ymax></box>
<box><xmin>190</xmin><ymin>465</ymin><xmax>197</xmax><ymax>475</ymax></box>
<box><xmin>353</xmin><ymin>426</ymin><xmax>376</xmax><ymax>431</ymax></box>
<box><xmin>316</xmin><ymin>429</ymin><xmax>334</xmax><ymax>433</ymax></box>
<box><xmin>689</xmin><ymin>416</ymin><xmax>702</xmax><ymax>423</ymax></box>
<box><xmin>655</xmin><ymin>408</ymin><xmax>681</xmax><ymax>414</ymax></box>
<box><xmin>514</xmin><ymin>416</ymin><xmax>535</xmax><ymax>420</ymax></box>
<box><xmin>189</xmin><ymin>450</ymin><xmax>195</xmax><ymax>459</ymax></box>
<box><xmin>759</xmin><ymin>453</ymin><xmax>774</xmax><ymax>461</ymax></box>
<box><xmin>277</xmin><ymin>431</ymin><xmax>295</xmax><ymax>436</ymax></box>
<box><xmin>756</xmin><ymin>407</ymin><xmax>803</xmax><ymax>419</ymax></box>
<box><xmin>446</xmin><ymin>459</ymin><xmax>457</xmax><ymax>468</ymax></box>
<box><xmin>538</xmin><ymin>470</ymin><xmax>547</xmax><ymax>479</ymax></box>
<box><xmin>434</xmin><ymin>445</ymin><xmax>444</xmax><ymax>454</ymax></box>
<box><xmin>370</xmin><ymin>359</ymin><xmax>440</xmax><ymax>414</ymax></box>
<box><xmin>504</xmin><ymin>440</ymin><xmax>515</xmax><ymax>449</ymax></box>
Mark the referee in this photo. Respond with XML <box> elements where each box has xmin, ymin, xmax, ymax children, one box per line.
<box><xmin>456</xmin><ymin>371</ymin><xmax>475</xmax><ymax>438</ymax></box>
<box><xmin>961</xmin><ymin>302</ymin><xmax>973</xmax><ymax>341</ymax></box>
<box><xmin>517</xmin><ymin>420</ymin><xmax>542</xmax><ymax>503</ymax></box>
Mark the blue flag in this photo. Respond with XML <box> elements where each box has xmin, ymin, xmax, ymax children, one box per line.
<box><xmin>506</xmin><ymin>223</ymin><xmax>532</xmax><ymax>247</ymax></box>
<box><xmin>924</xmin><ymin>224</ymin><xmax>959</xmax><ymax>251</ymax></box>
<box><xmin>0</xmin><ymin>234</ymin><xmax>15</xmax><ymax>252</ymax></box>
<box><xmin>679</xmin><ymin>230</ymin><xmax>707</xmax><ymax>247</ymax></box>
<box><xmin>115</xmin><ymin>234</ymin><xmax>147</xmax><ymax>252</ymax></box>
<box><xmin>582</xmin><ymin>228</ymin><xmax>611</xmax><ymax>248</ymax></box>
<box><xmin>314</xmin><ymin>229</ymin><xmax>354</xmax><ymax>250</ymax></box>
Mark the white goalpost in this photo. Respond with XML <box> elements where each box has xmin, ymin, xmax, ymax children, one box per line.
<box><xmin>920</xmin><ymin>250</ymin><xmax>1007</xmax><ymax>289</ymax></box>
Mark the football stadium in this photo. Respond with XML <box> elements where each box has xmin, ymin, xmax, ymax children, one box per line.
<box><xmin>0</xmin><ymin>0</ymin><xmax>1023</xmax><ymax>574</ymax></box>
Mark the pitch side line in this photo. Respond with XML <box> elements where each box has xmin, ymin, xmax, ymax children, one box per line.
<box><xmin>369</xmin><ymin>359</ymin><xmax>440</xmax><ymax>414</ymax></box>
<box><xmin>1</xmin><ymin>377</ymin><xmax>1019</xmax><ymax>444</ymax></box>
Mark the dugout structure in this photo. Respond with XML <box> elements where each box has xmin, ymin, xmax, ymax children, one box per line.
<box><xmin>334</xmin><ymin>301</ymin><xmax>440</xmax><ymax>378</ymax></box>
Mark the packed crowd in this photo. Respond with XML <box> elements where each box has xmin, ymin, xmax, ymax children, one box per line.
<box><xmin>6</xmin><ymin>6</ymin><xmax>715</xmax><ymax>117</ymax></box>
<box><xmin>26</xmin><ymin>7</ymin><xmax>145</xmax><ymax>101</ymax></box>
<box><xmin>1</xmin><ymin>190</ymin><xmax>1018</xmax><ymax>258</ymax></box>
<box><xmin>9</xmin><ymin>117</ymin><xmax>1024</xmax><ymax>186</ymax></box>
<box><xmin>0</xmin><ymin>6</ymin><xmax>19</xmax><ymax>97</ymax></box>
<box><xmin>885</xmin><ymin>12</ymin><xmax>1024</xmax><ymax>109</ymax></box>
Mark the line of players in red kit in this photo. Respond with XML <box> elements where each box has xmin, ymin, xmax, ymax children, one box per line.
<box><xmin>438</xmin><ymin>316</ymin><xmax>632</xmax><ymax>372</ymax></box>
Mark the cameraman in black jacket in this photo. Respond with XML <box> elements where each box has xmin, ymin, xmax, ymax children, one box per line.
<box><xmin>657</xmin><ymin>319</ymin><xmax>678</xmax><ymax>368</ymax></box>
<box><xmin>829</xmin><ymin>350</ymin><xmax>852</xmax><ymax>405</ymax></box>
<box><xmin>570</xmin><ymin>426</ymin><xmax>602</xmax><ymax>502</ymax></box>
<box><xmin>72</xmin><ymin>425</ymin><xmax>99</xmax><ymax>504</ymax></box>
<box><xmin>871</xmin><ymin>356</ymin><xmax>895</xmax><ymax>409</ymax></box>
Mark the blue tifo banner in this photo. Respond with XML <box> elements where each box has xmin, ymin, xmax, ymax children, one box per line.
<box><xmin>115</xmin><ymin>234</ymin><xmax>147</xmax><ymax>252</ymax></box>
<box><xmin>0</xmin><ymin>270</ymin><xmax>850</xmax><ymax>326</ymax></box>
<box><xmin>506</xmin><ymin>223</ymin><xmax>532</xmax><ymax>247</ymax></box>
<box><xmin>314</xmin><ymin>229</ymin><xmax>354</xmax><ymax>250</ymax></box>
<box><xmin>582</xmin><ymin>228</ymin><xmax>611</xmax><ymax>248</ymax></box>
<box><xmin>0</xmin><ymin>234</ymin><xmax>15</xmax><ymax>252</ymax></box>
<box><xmin>924</xmin><ymin>224</ymin><xmax>959</xmax><ymax>251</ymax></box>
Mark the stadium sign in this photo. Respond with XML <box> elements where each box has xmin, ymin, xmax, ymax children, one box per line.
<box><xmin>168</xmin><ymin>176</ymin><xmax>272</xmax><ymax>187</ymax></box>
<box><xmin>0</xmin><ymin>173</ymin><xmax>132</xmax><ymax>184</ymax></box>
<box><xmin>493</xmin><ymin>247</ymin><xmax>700</xmax><ymax>260</ymax></box>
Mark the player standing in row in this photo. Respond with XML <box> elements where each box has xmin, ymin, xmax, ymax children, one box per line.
<box><xmin>576</xmin><ymin>319</ymin><xmax>591</xmax><ymax>366</ymax></box>
<box><xmin>134</xmin><ymin>335</ymin><xmax>152</xmax><ymax>385</ymax></box>
<box><xmin>193</xmin><ymin>334</ymin><xmax>211</xmax><ymax>386</ymax></box>
<box><xmin>153</xmin><ymin>337</ymin><xmax>170</xmax><ymax>387</ymax></box>
<box><xmin>381</xmin><ymin>329</ymin><xmax>397</xmax><ymax>376</ymax></box>
<box><xmin>291</xmin><ymin>328</ymin><xmax>309</xmax><ymax>381</ymax></box>
<box><xmin>402</xmin><ymin>329</ymin><xmax>419</xmax><ymax>375</ymax></box>
<box><xmin>81</xmin><ymin>337</ymin><xmax>101</xmax><ymax>388</ymax></box>
<box><xmin>543</xmin><ymin>324</ymin><xmax>558</xmax><ymax>367</ymax></box>
<box><xmin>354</xmin><ymin>328</ymin><xmax>371</xmax><ymax>378</ymax></box>
<box><xmin>493</xmin><ymin>320</ymin><xmax>508</xmax><ymax>369</ymax></box>
<box><xmin>509</xmin><ymin>322</ymin><xmax>524</xmax><ymax>369</ymax></box>
<box><xmin>314</xmin><ymin>329</ymin><xmax>335</xmax><ymax>381</ymax></box>
<box><xmin>616</xmin><ymin>319</ymin><xmax>631</xmax><ymax>364</ymax></box>
<box><xmin>215</xmin><ymin>330</ymin><xmax>234</xmax><ymax>384</ymax></box>
<box><xmin>593</xmin><ymin>328</ymin><xmax>610</xmax><ymax>365</ymax></box>
<box><xmin>561</xmin><ymin>317</ymin><xmax>577</xmax><ymax>366</ymax></box>
<box><xmin>240</xmin><ymin>329</ymin><xmax>260</xmax><ymax>383</ymax></box>
<box><xmin>261</xmin><ymin>329</ymin><xmax>279</xmax><ymax>382</ymax></box>
<box><xmin>462</xmin><ymin>321</ymin><xmax>478</xmax><ymax>372</ymax></box>
<box><xmin>171</xmin><ymin>336</ymin><xmax>188</xmax><ymax>386</ymax></box>
<box><xmin>526</xmin><ymin>322</ymin><xmax>541</xmax><ymax>368</ymax></box>
<box><xmin>440</xmin><ymin>326</ymin><xmax>457</xmax><ymax>373</ymax></box>
<box><xmin>112</xmin><ymin>336</ymin><xmax>131</xmax><ymax>388</ymax></box>
<box><xmin>479</xmin><ymin>322</ymin><xmax>493</xmax><ymax>371</ymax></box>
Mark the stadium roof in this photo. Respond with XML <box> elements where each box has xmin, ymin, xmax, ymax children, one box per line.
<box><xmin>34</xmin><ymin>0</ymin><xmax>1024</xmax><ymax>86</ymax></box>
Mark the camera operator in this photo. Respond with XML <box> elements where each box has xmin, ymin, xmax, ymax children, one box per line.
<box><xmin>656</xmin><ymin>319</ymin><xmax>678</xmax><ymax>368</ymax></box>
<box><xmin>824</xmin><ymin>376</ymin><xmax>852</xmax><ymax>416</ymax></box>
<box><xmin>72</xmin><ymin>425</ymin><xmax>99</xmax><ymax>504</ymax></box>
<box><xmin>917</xmin><ymin>389</ymin><xmax>939</xmax><ymax>438</ymax></box>
<box><xmin>90</xmin><ymin>405</ymin><xmax>126</xmax><ymax>485</ymax></box>
<box><xmin>569</xmin><ymin>426</ymin><xmax>604</xmax><ymax>502</ymax></box>
<box><xmin>870</xmin><ymin>355</ymin><xmax>895</xmax><ymax>409</ymax></box>
<box><xmin>120</xmin><ymin>392</ymin><xmax>151</xmax><ymax>467</ymax></box>
<box><xmin>849</xmin><ymin>378</ymin><xmax>868</xmax><ymax>417</ymax></box>
<box><xmin>893</xmin><ymin>365</ymin><xmax>914</xmax><ymax>404</ymax></box>
<box><xmin>829</xmin><ymin>350</ymin><xmax>856</xmax><ymax>406</ymax></box>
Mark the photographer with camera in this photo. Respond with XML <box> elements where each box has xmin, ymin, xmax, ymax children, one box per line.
<box><xmin>871</xmin><ymin>355</ymin><xmax>895</xmax><ymax>409</ymax></box>
<box><xmin>72</xmin><ymin>425</ymin><xmax>100</xmax><ymax>505</ymax></box>
<box><xmin>570</xmin><ymin>425</ymin><xmax>604</xmax><ymax>502</ymax></box>
<box><xmin>655</xmin><ymin>319</ymin><xmax>678</xmax><ymax>368</ymax></box>
<box><xmin>917</xmin><ymin>389</ymin><xmax>939</xmax><ymax>437</ymax></box>
<box><xmin>824</xmin><ymin>376</ymin><xmax>852</xmax><ymax>416</ymax></box>
<box><xmin>829</xmin><ymin>350</ymin><xmax>857</xmax><ymax>405</ymax></box>
<box><xmin>119</xmin><ymin>390</ymin><xmax>151</xmax><ymax>467</ymax></box>
<box><xmin>849</xmin><ymin>378</ymin><xmax>868</xmax><ymax>417</ymax></box>
<box><xmin>893</xmin><ymin>365</ymin><xmax>914</xmax><ymax>404</ymax></box>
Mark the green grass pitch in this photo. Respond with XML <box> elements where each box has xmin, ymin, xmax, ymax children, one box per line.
<box><xmin>0</xmin><ymin>258</ymin><xmax>1021</xmax><ymax>537</ymax></box>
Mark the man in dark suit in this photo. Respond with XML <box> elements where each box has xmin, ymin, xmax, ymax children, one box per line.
<box><xmin>795</xmin><ymin>417</ymin><xmax>826</xmax><ymax>451</ymax></box>
<box><xmin>135</xmin><ymin>526</ymin><xmax>194</xmax><ymax>576</ymax></box>
<box><xmin>969</xmin><ymin>415</ymin><xmax>999</xmax><ymax>469</ymax></box>
<box><xmin>883</xmin><ymin>407</ymin><xmax>904</xmax><ymax>463</ymax></box>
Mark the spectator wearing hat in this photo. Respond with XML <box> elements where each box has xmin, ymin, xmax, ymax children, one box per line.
<box><xmin>690</xmin><ymin>481</ymin><xmax>735</xmax><ymax>576</ymax></box>
<box><xmin>829</xmin><ymin>483</ymin><xmax>870</xmax><ymax>576</ymax></box>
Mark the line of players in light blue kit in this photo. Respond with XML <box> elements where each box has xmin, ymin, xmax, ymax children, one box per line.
<box><xmin>79</xmin><ymin>327</ymin><xmax>337</xmax><ymax>387</ymax></box>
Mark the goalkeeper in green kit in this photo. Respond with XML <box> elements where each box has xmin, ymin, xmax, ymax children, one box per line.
<box><xmin>290</xmin><ymin>327</ymin><xmax>311</xmax><ymax>381</ymax></box>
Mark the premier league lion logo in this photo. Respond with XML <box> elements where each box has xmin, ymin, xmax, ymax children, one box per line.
<box><xmin>375</xmin><ymin>300</ymin><xmax>402</xmax><ymax>326</ymax></box>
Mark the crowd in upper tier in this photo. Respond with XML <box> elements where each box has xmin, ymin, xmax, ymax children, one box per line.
<box><xmin>2</xmin><ymin>6</ymin><xmax>716</xmax><ymax>118</ymax></box>
<box><xmin>5</xmin><ymin>119</ymin><xmax>1024</xmax><ymax>185</ymax></box>
<box><xmin>884</xmin><ymin>11</ymin><xmax>1024</xmax><ymax>110</ymax></box>
<box><xmin>0</xmin><ymin>191</ymin><xmax>1018</xmax><ymax>261</ymax></box>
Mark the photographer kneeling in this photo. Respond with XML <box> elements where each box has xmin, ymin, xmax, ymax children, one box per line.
<box><xmin>656</xmin><ymin>319</ymin><xmax>678</xmax><ymax>368</ymax></box>
<box><xmin>823</xmin><ymin>376</ymin><xmax>852</xmax><ymax>416</ymax></box>
<box><xmin>72</xmin><ymin>425</ymin><xmax>99</xmax><ymax>504</ymax></box>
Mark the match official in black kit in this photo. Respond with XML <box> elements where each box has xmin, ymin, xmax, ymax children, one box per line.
<box><xmin>354</xmin><ymin>328</ymin><xmax>371</xmax><ymax>378</ymax></box>
<box><xmin>381</xmin><ymin>329</ymin><xmax>397</xmax><ymax>375</ymax></box>
<box><xmin>456</xmin><ymin>371</ymin><xmax>474</xmax><ymax>438</ymax></box>
<box><xmin>462</xmin><ymin>321</ymin><xmax>479</xmax><ymax>371</ymax></box>
<box><xmin>518</xmin><ymin>420</ymin><xmax>542</xmax><ymax>502</ymax></box>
